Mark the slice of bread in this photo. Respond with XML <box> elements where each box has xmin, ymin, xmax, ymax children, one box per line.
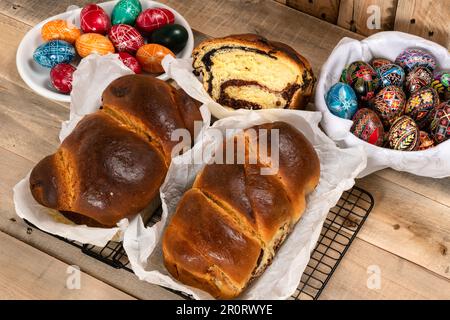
<box><xmin>192</xmin><ymin>34</ymin><xmax>315</xmax><ymax>110</ymax></box>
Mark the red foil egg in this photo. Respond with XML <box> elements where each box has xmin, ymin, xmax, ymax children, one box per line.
<box><xmin>50</xmin><ymin>63</ymin><xmax>76</xmax><ymax>94</ymax></box>
<box><xmin>108</xmin><ymin>24</ymin><xmax>144</xmax><ymax>54</ymax></box>
<box><xmin>136</xmin><ymin>8</ymin><xmax>175</xmax><ymax>34</ymax></box>
<box><xmin>80</xmin><ymin>4</ymin><xmax>111</xmax><ymax>34</ymax></box>
<box><xmin>118</xmin><ymin>52</ymin><xmax>142</xmax><ymax>74</ymax></box>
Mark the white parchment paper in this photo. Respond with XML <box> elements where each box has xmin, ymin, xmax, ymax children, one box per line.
<box><xmin>315</xmin><ymin>31</ymin><xmax>450</xmax><ymax>178</ymax></box>
<box><xmin>123</xmin><ymin>56</ymin><xmax>367</xmax><ymax>299</ymax></box>
<box><xmin>13</xmin><ymin>54</ymin><xmax>210</xmax><ymax>246</ymax></box>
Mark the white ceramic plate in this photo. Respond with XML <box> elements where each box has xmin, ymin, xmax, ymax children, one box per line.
<box><xmin>16</xmin><ymin>0</ymin><xmax>194</xmax><ymax>103</ymax></box>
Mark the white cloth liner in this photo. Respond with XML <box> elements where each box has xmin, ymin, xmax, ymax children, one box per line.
<box><xmin>315</xmin><ymin>31</ymin><xmax>450</xmax><ymax>178</ymax></box>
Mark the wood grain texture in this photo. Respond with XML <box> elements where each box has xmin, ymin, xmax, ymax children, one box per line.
<box><xmin>0</xmin><ymin>230</ymin><xmax>134</xmax><ymax>299</ymax></box>
<box><xmin>394</xmin><ymin>0</ymin><xmax>450</xmax><ymax>48</ymax></box>
<box><xmin>337</xmin><ymin>0</ymin><xmax>398</xmax><ymax>35</ymax></box>
<box><xmin>286</xmin><ymin>0</ymin><xmax>341</xmax><ymax>24</ymax></box>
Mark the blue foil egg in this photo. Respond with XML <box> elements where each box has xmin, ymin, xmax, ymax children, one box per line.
<box><xmin>33</xmin><ymin>40</ymin><xmax>75</xmax><ymax>68</ymax></box>
<box><xmin>326</xmin><ymin>83</ymin><xmax>358</xmax><ymax>119</ymax></box>
<box><xmin>377</xmin><ymin>63</ymin><xmax>405</xmax><ymax>88</ymax></box>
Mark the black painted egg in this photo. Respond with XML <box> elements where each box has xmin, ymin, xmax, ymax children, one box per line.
<box><xmin>404</xmin><ymin>87</ymin><xmax>440</xmax><ymax>129</ymax></box>
<box><xmin>150</xmin><ymin>24</ymin><xmax>188</xmax><ymax>54</ymax></box>
<box><xmin>345</xmin><ymin>61</ymin><xmax>381</xmax><ymax>102</ymax></box>
<box><xmin>430</xmin><ymin>100</ymin><xmax>450</xmax><ymax>144</ymax></box>
<box><xmin>388</xmin><ymin>116</ymin><xmax>420</xmax><ymax>151</ymax></box>
<box><xmin>405</xmin><ymin>66</ymin><xmax>433</xmax><ymax>95</ymax></box>
<box><xmin>372</xmin><ymin>85</ymin><xmax>406</xmax><ymax>128</ymax></box>
<box><xmin>377</xmin><ymin>63</ymin><xmax>405</xmax><ymax>88</ymax></box>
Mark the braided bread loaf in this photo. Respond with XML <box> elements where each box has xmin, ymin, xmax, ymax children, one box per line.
<box><xmin>162</xmin><ymin>122</ymin><xmax>320</xmax><ymax>298</ymax></box>
<box><xmin>30</xmin><ymin>75</ymin><xmax>202</xmax><ymax>228</ymax></box>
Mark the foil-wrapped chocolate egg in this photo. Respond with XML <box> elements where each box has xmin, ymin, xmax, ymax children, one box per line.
<box><xmin>405</xmin><ymin>66</ymin><xmax>433</xmax><ymax>95</ymax></box>
<box><xmin>430</xmin><ymin>100</ymin><xmax>450</xmax><ymax>144</ymax></box>
<box><xmin>372</xmin><ymin>85</ymin><xmax>406</xmax><ymax>127</ymax></box>
<box><xmin>111</xmin><ymin>0</ymin><xmax>142</xmax><ymax>25</ymax></box>
<box><xmin>418</xmin><ymin>131</ymin><xmax>435</xmax><ymax>150</ymax></box>
<box><xmin>136</xmin><ymin>44</ymin><xmax>175</xmax><ymax>74</ymax></box>
<box><xmin>325</xmin><ymin>83</ymin><xmax>358</xmax><ymax>119</ymax></box>
<box><xmin>431</xmin><ymin>71</ymin><xmax>450</xmax><ymax>101</ymax></box>
<box><xmin>108</xmin><ymin>24</ymin><xmax>144</xmax><ymax>54</ymax></box>
<box><xmin>80</xmin><ymin>4</ymin><xmax>111</xmax><ymax>34</ymax></box>
<box><xmin>33</xmin><ymin>40</ymin><xmax>75</xmax><ymax>68</ymax></box>
<box><xmin>395</xmin><ymin>48</ymin><xmax>436</xmax><ymax>73</ymax></box>
<box><xmin>41</xmin><ymin>19</ymin><xmax>81</xmax><ymax>44</ymax></box>
<box><xmin>370</xmin><ymin>58</ymin><xmax>392</xmax><ymax>70</ymax></box>
<box><xmin>388</xmin><ymin>116</ymin><xmax>419</xmax><ymax>151</ymax></box>
<box><xmin>345</xmin><ymin>61</ymin><xmax>381</xmax><ymax>102</ymax></box>
<box><xmin>351</xmin><ymin>108</ymin><xmax>384</xmax><ymax>146</ymax></box>
<box><xmin>118</xmin><ymin>52</ymin><xmax>142</xmax><ymax>74</ymax></box>
<box><xmin>50</xmin><ymin>63</ymin><xmax>76</xmax><ymax>94</ymax></box>
<box><xmin>404</xmin><ymin>87</ymin><xmax>440</xmax><ymax>129</ymax></box>
<box><xmin>377</xmin><ymin>63</ymin><xmax>405</xmax><ymax>88</ymax></box>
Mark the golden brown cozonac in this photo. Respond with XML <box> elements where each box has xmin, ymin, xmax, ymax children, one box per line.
<box><xmin>29</xmin><ymin>75</ymin><xmax>202</xmax><ymax>228</ymax></box>
<box><xmin>162</xmin><ymin>122</ymin><xmax>320</xmax><ymax>299</ymax></box>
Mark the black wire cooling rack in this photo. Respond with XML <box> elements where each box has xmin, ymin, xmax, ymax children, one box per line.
<box><xmin>25</xmin><ymin>186</ymin><xmax>373</xmax><ymax>300</ymax></box>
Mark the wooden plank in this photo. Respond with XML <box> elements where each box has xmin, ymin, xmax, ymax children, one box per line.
<box><xmin>0</xmin><ymin>230</ymin><xmax>134</xmax><ymax>299</ymax></box>
<box><xmin>286</xmin><ymin>0</ymin><xmax>341</xmax><ymax>24</ymax></box>
<box><xmin>337</xmin><ymin>0</ymin><xmax>398</xmax><ymax>35</ymax></box>
<box><xmin>394</xmin><ymin>0</ymin><xmax>449</xmax><ymax>49</ymax></box>
<box><xmin>320</xmin><ymin>238</ymin><xmax>450</xmax><ymax>299</ymax></box>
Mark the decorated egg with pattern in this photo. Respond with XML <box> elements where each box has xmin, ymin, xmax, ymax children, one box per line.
<box><xmin>388</xmin><ymin>116</ymin><xmax>419</xmax><ymax>151</ymax></box>
<box><xmin>75</xmin><ymin>33</ymin><xmax>115</xmax><ymax>58</ymax></box>
<box><xmin>377</xmin><ymin>63</ymin><xmax>405</xmax><ymax>88</ymax></box>
<box><xmin>430</xmin><ymin>100</ymin><xmax>450</xmax><ymax>144</ymax></box>
<box><xmin>41</xmin><ymin>19</ymin><xmax>81</xmax><ymax>44</ymax></box>
<box><xmin>136</xmin><ymin>8</ymin><xmax>175</xmax><ymax>34</ymax></box>
<box><xmin>108</xmin><ymin>24</ymin><xmax>144</xmax><ymax>54</ymax></box>
<box><xmin>405</xmin><ymin>66</ymin><xmax>433</xmax><ymax>95</ymax></box>
<box><xmin>351</xmin><ymin>108</ymin><xmax>384</xmax><ymax>146</ymax></box>
<box><xmin>150</xmin><ymin>24</ymin><xmax>188</xmax><ymax>54</ymax></box>
<box><xmin>372</xmin><ymin>85</ymin><xmax>406</xmax><ymax>127</ymax></box>
<box><xmin>370</xmin><ymin>58</ymin><xmax>392</xmax><ymax>71</ymax></box>
<box><xmin>325</xmin><ymin>83</ymin><xmax>358</xmax><ymax>119</ymax></box>
<box><xmin>345</xmin><ymin>61</ymin><xmax>381</xmax><ymax>102</ymax></box>
<box><xmin>404</xmin><ymin>87</ymin><xmax>440</xmax><ymax>129</ymax></box>
<box><xmin>111</xmin><ymin>0</ymin><xmax>142</xmax><ymax>25</ymax></box>
<box><xmin>395</xmin><ymin>48</ymin><xmax>436</xmax><ymax>73</ymax></box>
<box><xmin>80</xmin><ymin>4</ymin><xmax>111</xmax><ymax>34</ymax></box>
<box><xmin>418</xmin><ymin>131</ymin><xmax>435</xmax><ymax>150</ymax></box>
<box><xmin>136</xmin><ymin>44</ymin><xmax>175</xmax><ymax>74</ymax></box>
<box><xmin>50</xmin><ymin>63</ymin><xmax>76</xmax><ymax>94</ymax></box>
<box><xmin>340</xmin><ymin>67</ymin><xmax>348</xmax><ymax>83</ymax></box>
<box><xmin>118</xmin><ymin>52</ymin><xmax>142</xmax><ymax>74</ymax></box>
<box><xmin>33</xmin><ymin>40</ymin><xmax>75</xmax><ymax>68</ymax></box>
<box><xmin>431</xmin><ymin>71</ymin><xmax>450</xmax><ymax>101</ymax></box>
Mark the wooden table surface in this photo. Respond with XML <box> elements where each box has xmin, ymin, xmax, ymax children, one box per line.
<box><xmin>0</xmin><ymin>0</ymin><xmax>449</xmax><ymax>300</ymax></box>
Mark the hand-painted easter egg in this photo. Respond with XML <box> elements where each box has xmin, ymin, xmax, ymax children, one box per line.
<box><xmin>108</xmin><ymin>24</ymin><xmax>144</xmax><ymax>54</ymax></box>
<box><xmin>33</xmin><ymin>40</ymin><xmax>75</xmax><ymax>68</ymax></box>
<box><xmin>111</xmin><ymin>0</ymin><xmax>142</xmax><ymax>26</ymax></box>
<box><xmin>136</xmin><ymin>8</ymin><xmax>175</xmax><ymax>34</ymax></box>
<box><xmin>340</xmin><ymin>67</ymin><xmax>348</xmax><ymax>83</ymax></box>
<box><xmin>372</xmin><ymin>85</ymin><xmax>406</xmax><ymax>127</ymax></box>
<box><xmin>370</xmin><ymin>58</ymin><xmax>392</xmax><ymax>70</ymax></box>
<box><xmin>136</xmin><ymin>44</ymin><xmax>175</xmax><ymax>74</ymax></box>
<box><xmin>377</xmin><ymin>63</ymin><xmax>405</xmax><ymax>88</ymax></box>
<box><xmin>75</xmin><ymin>33</ymin><xmax>115</xmax><ymax>58</ymax></box>
<box><xmin>50</xmin><ymin>63</ymin><xmax>76</xmax><ymax>93</ymax></box>
<box><xmin>80</xmin><ymin>4</ymin><xmax>111</xmax><ymax>34</ymax></box>
<box><xmin>395</xmin><ymin>48</ymin><xmax>436</xmax><ymax>73</ymax></box>
<box><xmin>404</xmin><ymin>87</ymin><xmax>440</xmax><ymax>129</ymax></box>
<box><xmin>430</xmin><ymin>100</ymin><xmax>450</xmax><ymax>144</ymax></box>
<box><xmin>405</xmin><ymin>66</ymin><xmax>433</xmax><ymax>95</ymax></box>
<box><xmin>325</xmin><ymin>83</ymin><xmax>358</xmax><ymax>119</ymax></box>
<box><xmin>118</xmin><ymin>52</ymin><xmax>142</xmax><ymax>74</ymax></box>
<box><xmin>41</xmin><ymin>19</ymin><xmax>81</xmax><ymax>44</ymax></box>
<box><xmin>351</xmin><ymin>108</ymin><xmax>384</xmax><ymax>146</ymax></box>
<box><xmin>431</xmin><ymin>71</ymin><xmax>450</xmax><ymax>101</ymax></box>
<box><xmin>388</xmin><ymin>116</ymin><xmax>419</xmax><ymax>151</ymax></box>
<box><xmin>345</xmin><ymin>61</ymin><xmax>381</xmax><ymax>102</ymax></box>
<box><xmin>149</xmin><ymin>24</ymin><xmax>188</xmax><ymax>54</ymax></box>
<box><xmin>418</xmin><ymin>131</ymin><xmax>435</xmax><ymax>150</ymax></box>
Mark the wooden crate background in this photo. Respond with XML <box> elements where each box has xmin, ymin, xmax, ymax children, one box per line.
<box><xmin>276</xmin><ymin>0</ymin><xmax>449</xmax><ymax>49</ymax></box>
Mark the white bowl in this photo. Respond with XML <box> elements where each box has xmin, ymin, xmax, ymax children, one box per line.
<box><xmin>16</xmin><ymin>0</ymin><xmax>194</xmax><ymax>103</ymax></box>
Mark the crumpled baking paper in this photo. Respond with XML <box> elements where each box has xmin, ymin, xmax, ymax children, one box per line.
<box><xmin>13</xmin><ymin>54</ymin><xmax>210</xmax><ymax>246</ymax></box>
<box><xmin>123</xmin><ymin>56</ymin><xmax>367</xmax><ymax>299</ymax></box>
<box><xmin>315</xmin><ymin>31</ymin><xmax>450</xmax><ymax>178</ymax></box>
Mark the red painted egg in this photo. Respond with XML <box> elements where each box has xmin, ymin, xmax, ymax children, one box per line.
<box><xmin>351</xmin><ymin>108</ymin><xmax>384</xmax><ymax>146</ymax></box>
<box><xmin>136</xmin><ymin>8</ymin><xmax>175</xmax><ymax>34</ymax></box>
<box><xmin>418</xmin><ymin>131</ymin><xmax>435</xmax><ymax>150</ymax></box>
<box><xmin>50</xmin><ymin>63</ymin><xmax>76</xmax><ymax>94</ymax></box>
<box><xmin>80</xmin><ymin>4</ymin><xmax>111</xmax><ymax>34</ymax></box>
<box><xmin>108</xmin><ymin>24</ymin><xmax>144</xmax><ymax>54</ymax></box>
<box><xmin>136</xmin><ymin>44</ymin><xmax>175</xmax><ymax>74</ymax></box>
<box><xmin>118</xmin><ymin>52</ymin><xmax>142</xmax><ymax>74</ymax></box>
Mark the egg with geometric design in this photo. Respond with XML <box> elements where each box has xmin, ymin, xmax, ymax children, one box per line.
<box><xmin>75</xmin><ymin>33</ymin><xmax>115</xmax><ymax>58</ymax></box>
<box><xmin>80</xmin><ymin>4</ymin><xmax>111</xmax><ymax>34</ymax></box>
<box><xmin>370</xmin><ymin>58</ymin><xmax>392</xmax><ymax>71</ymax></box>
<box><xmin>431</xmin><ymin>71</ymin><xmax>450</xmax><ymax>101</ymax></box>
<box><xmin>377</xmin><ymin>63</ymin><xmax>405</xmax><ymax>88</ymax></box>
<box><xmin>111</xmin><ymin>0</ymin><xmax>142</xmax><ymax>25</ymax></box>
<box><xmin>108</xmin><ymin>24</ymin><xmax>144</xmax><ymax>54</ymax></box>
<box><xmin>351</xmin><ymin>108</ymin><xmax>384</xmax><ymax>146</ymax></box>
<box><xmin>345</xmin><ymin>61</ymin><xmax>381</xmax><ymax>102</ymax></box>
<box><xmin>33</xmin><ymin>40</ymin><xmax>76</xmax><ymax>68</ymax></box>
<box><xmin>405</xmin><ymin>66</ymin><xmax>433</xmax><ymax>95</ymax></box>
<box><xmin>372</xmin><ymin>85</ymin><xmax>406</xmax><ymax>128</ymax></box>
<box><xmin>418</xmin><ymin>131</ymin><xmax>435</xmax><ymax>150</ymax></box>
<box><xmin>136</xmin><ymin>44</ymin><xmax>175</xmax><ymax>74</ymax></box>
<box><xmin>136</xmin><ymin>8</ymin><xmax>175</xmax><ymax>34</ymax></box>
<box><xmin>50</xmin><ymin>63</ymin><xmax>76</xmax><ymax>94</ymax></box>
<box><xmin>430</xmin><ymin>100</ymin><xmax>450</xmax><ymax>144</ymax></box>
<box><xmin>118</xmin><ymin>52</ymin><xmax>142</xmax><ymax>74</ymax></box>
<box><xmin>404</xmin><ymin>87</ymin><xmax>440</xmax><ymax>129</ymax></box>
<box><xmin>325</xmin><ymin>83</ymin><xmax>358</xmax><ymax>119</ymax></box>
<box><xmin>388</xmin><ymin>116</ymin><xmax>420</xmax><ymax>151</ymax></box>
<box><xmin>395</xmin><ymin>48</ymin><xmax>436</xmax><ymax>73</ymax></box>
<box><xmin>41</xmin><ymin>19</ymin><xmax>81</xmax><ymax>44</ymax></box>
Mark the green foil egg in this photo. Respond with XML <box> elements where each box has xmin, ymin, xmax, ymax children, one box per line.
<box><xmin>111</xmin><ymin>0</ymin><xmax>142</xmax><ymax>25</ymax></box>
<box><xmin>150</xmin><ymin>24</ymin><xmax>188</xmax><ymax>54</ymax></box>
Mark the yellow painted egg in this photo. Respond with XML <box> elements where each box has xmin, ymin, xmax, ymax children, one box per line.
<box><xmin>136</xmin><ymin>44</ymin><xmax>175</xmax><ymax>74</ymax></box>
<box><xmin>75</xmin><ymin>33</ymin><xmax>115</xmax><ymax>58</ymax></box>
<box><xmin>41</xmin><ymin>19</ymin><xmax>81</xmax><ymax>44</ymax></box>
